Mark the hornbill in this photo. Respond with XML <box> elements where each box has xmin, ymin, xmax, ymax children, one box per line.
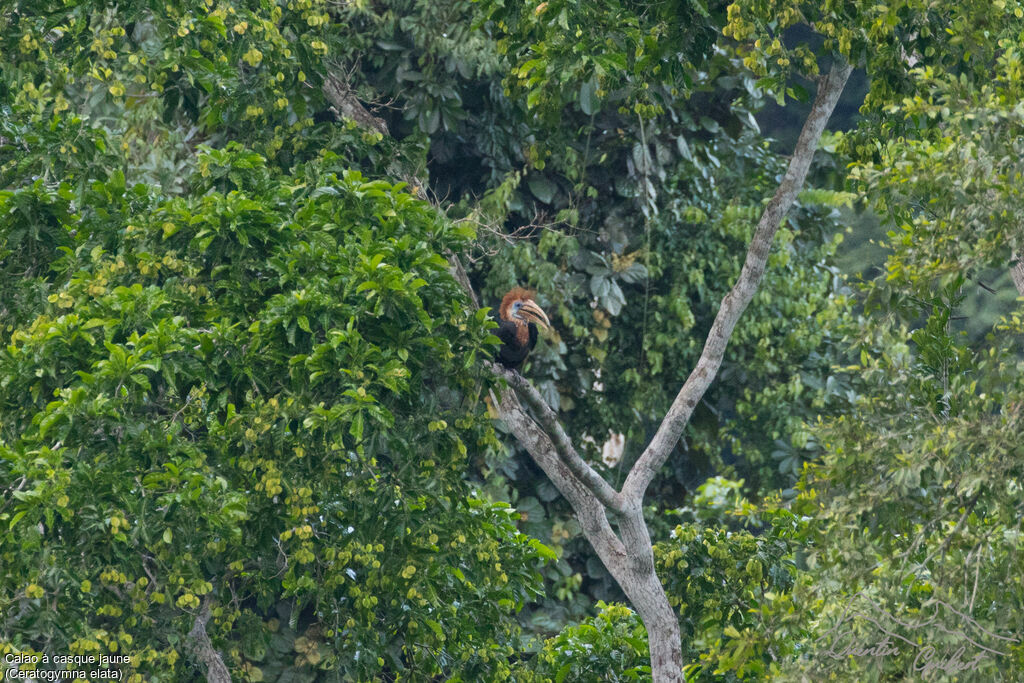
<box><xmin>495</xmin><ymin>287</ymin><xmax>550</xmax><ymax>369</ymax></box>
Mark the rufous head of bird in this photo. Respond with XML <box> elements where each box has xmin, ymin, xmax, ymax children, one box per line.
<box><xmin>499</xmin><ymin>287</ymin><xmax>550</xmax><ymax>329</ymax></box>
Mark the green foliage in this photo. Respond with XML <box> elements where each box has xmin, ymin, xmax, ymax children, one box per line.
<box><xmin>330</xmin><ymin>0</ymin><xmax>505</xmax><ymax>134</ymax></box>
<box><xmin>461</xmin><ymin>5</ymin><xmax>857</xmax><ymax>629</ymax></box>
<box><xmin>515</xmin><ymin>602</ymin><xmax>651</xmax><ymax>682</ymax></box>
<box><xmin>484</xmin><ymin>0</ymin><xmax>721</xmax><ymax>120</ymax></box>
<box><xmin>785</xmin><ymin>289</ymin><xmax>1024</xmax><ymax>678</ymax></box>
<box><xmin>0</xmin><ymin>139</ymin><xmax>547</xmax><ymax>680</ymax></box>
<box><xmin>479</xmin><ymin>103</ymin><xmax>854</xmax><ymax>530</ymax></box>
<box><xmin>722</xmin><ymin>0</ymin><xmax>1021</xmax><ymax>115</ymax></box>
<box><xmin>656</xmin><ymin>494</ymin><xmax>812</xmax><ymax>681</ymax></box>
<box><xmin>0</xmin><ymin>0</ymin><xmax>407</xmax><ymax>186</ymax></box>
<box><xmin>512</xmin><ymin>481</ymin><xmax>815</xmax><ymax>682</ymax></box>
<box><xmin>777</xmin><ymin>11</ymin><xmax>1024</xmax><ymax>679</ymax></box>
<box><xmin>8</xmin><ymin>0</ymin><xmax>1023</xmax><ymax>680</ymax></box>
<box><xmin>849</xmin><ymin>44</ymin><xmax>1024</xmax><ymax>302</ymax></box>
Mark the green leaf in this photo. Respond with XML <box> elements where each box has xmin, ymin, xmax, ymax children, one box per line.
<box><xmin>579</xmin><ymin>77</ymin><xmax>600</xmax><ymax>115</ymax></box>
<box><xmin>9</xmin><ymin>511</ymin><xmax>27</xmax><ymax>530</ymax></box>
<box><xmin>528</xmin><ymin>538</ymin><xmax>558</xmax><ymax>561</ymax></box>
<box><xmin>350</xmin><ymin>411</ymin><xmax>364</xmax><ymax>442</ymax></box>
<box><xmin>425</xmin><ymin>619</ymin><xmax>445</xmax><ymax>639</ymax></box>
<box><xmin>527</xmin><ymin>175</ymin><xmax>557</xmax><ymax>204</ymax></box>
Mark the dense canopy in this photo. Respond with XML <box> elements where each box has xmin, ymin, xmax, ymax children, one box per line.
<box><xmin>2</xmin><ymin>0</ymin><xmax>1023</xmax><ymax>681</ymax></box>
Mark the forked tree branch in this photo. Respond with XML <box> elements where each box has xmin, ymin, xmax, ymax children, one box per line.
<box><xmin>490</xmin><ymin>383</ymin><xmax>629</xmax><ymax>560</ymax></box>
<box><xmin>324</xmin><ymin>54</ymin><xmax>851</xmax><ymax>528</ymax></box>
<box><xmin>325</xmin><ymin>55</ymin><xmax>851</xmax><ymax>683</ymax></box>
<box><xmin>322</xmin><ymin>57</ymin><xmax>853</xmax><ymax>683</ymax></box>
<box><xmin>490</xmin><ymin>362</ymin><xmax>625</xmax><ymax>511</ymax></box>
<box><xmin>620</xmin><ymin>60</ymin><xmax>853</xmax><ymax>503</ymax></box>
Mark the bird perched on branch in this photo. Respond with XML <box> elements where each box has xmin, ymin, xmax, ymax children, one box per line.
<box><xmin>496</xmin><ymin>287</ymin><xmax>550</xmax><ymax>369</ymax></box>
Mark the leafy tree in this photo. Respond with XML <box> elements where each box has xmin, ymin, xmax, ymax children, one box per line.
<box><xmin>6</xmin><ymin>0</ymin><xmax>1024</xmax><ymax>680</ymax></box>
<box><xmin>514</xmin><ymin>601</ymin><xmax>652</xmax><ymax>682</ymax></box>
<box><xmin>1</xmin><ymin>0</ymin><xmax>853</xmax><ymax>679</ymax></box>
<box><xmin>478</xmin><ymin>0</ymin><xmax>1024</xmax><ymax>678</ymax></box>
<box><xmin>778</xmin><ymin>20</ymin><xmax>1024</xmax><ymax>680</ymax></box>
<box><xmin>0</xmin><ymin>113</ymin><xmax>546</xmax><ymax>683</ymax></box>
<box><xmin>464</xmin><ymin>7</ymin><xmax>857</xmax><ymax>636</ymax></box>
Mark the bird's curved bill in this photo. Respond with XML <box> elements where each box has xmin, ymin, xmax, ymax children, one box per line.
<box><xmin>519</xmin><ymin>301</ymin><xmax>550</xmax><ymax>329</ymax></box>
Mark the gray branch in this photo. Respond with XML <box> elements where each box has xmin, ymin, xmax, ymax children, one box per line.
<box><xmin>322</xmin><ymin>71</ymin><xmax>388</xmax><ymax>137</ymax></box>
<box><xmin>186</xmin><ymin>599</ymin><xmax>231</xmax><ymax>683</ymax></box>
<box><xmin>621</xmin><ymin>60</ymin><xmax>853</xmax><ymax>504</ymax></box>
<box><xmin>490</xmin><ymin>362</ymin><xmax>624</xmax><ymax>511</ymax></box>
<box><xmin>491</xmin><ymin>384</ymin><xmax>628</xmax><ymax>562</ymax></box>
<box><xmin>1011</xmin><ymin>256</ymin><xmax>1024</xmax><ymax>297</ymax></box>
<box><xmin>448</xmin><ymin>252</ymin><xmax>480</xmax><ymax>308</ymax></box>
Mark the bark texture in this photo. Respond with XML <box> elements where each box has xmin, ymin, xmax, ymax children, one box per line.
<box><xmin>1011</xmin><ymin>257</ymin><xmax>1024</xmax><ymax>297</ymax></box>
<box><xmin>187</xmin><ymin>600</ymin><xmax>231</xmax><ymax>683</ymax></box>
<box><xmin>322</xmin><ymin>71</ymin><xmax>388</xmax><ymax>136</ymax></box>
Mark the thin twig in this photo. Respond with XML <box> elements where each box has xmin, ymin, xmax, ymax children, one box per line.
<box><xmin>914</xmin><ymin>491</ymin><xmax>981</xmax><ymax>573</ymax></box>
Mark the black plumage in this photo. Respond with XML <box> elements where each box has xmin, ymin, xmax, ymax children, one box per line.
<box><xmin>496</xmin><ymin>319</ymin><xmax>539</xmax><ymax>369</ymax></box>
<box><xmin>495</xmin><ymin>288</ymin><xmax>550</xmax><ymax>370</ymax></box>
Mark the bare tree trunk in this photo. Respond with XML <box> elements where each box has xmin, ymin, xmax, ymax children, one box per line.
<box><xmin>493</xmin><ymin>372</ymin><xmax>686</xmax><ymax>679</ymax></box>
<box><xmin>629</xmin><ymin>571</ymin><xmax>683</xmax><ymax>676</ymax></box>
<box><xmin>613</xmin><ymin>61</ymin><xmax>853</xmax><ymax>681</ymax></box>
<box><xmin>621</xmin><ymin>60</ymin><xmax>853</xmax><ymax>505</ymax></box>
<box><xmin>486</xmin><ymin>59</ymin><xmax>848</xmax><ymax>677</ymax></box>
<box><xmin>508</xmin><ymin>60</ymin><xmax>850</xmax><ymax>681</ymax></box>
<box><xmin>617</xmin><ymin>506</ymin><xmax>683</xmax><ymax>678</ymax></box>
